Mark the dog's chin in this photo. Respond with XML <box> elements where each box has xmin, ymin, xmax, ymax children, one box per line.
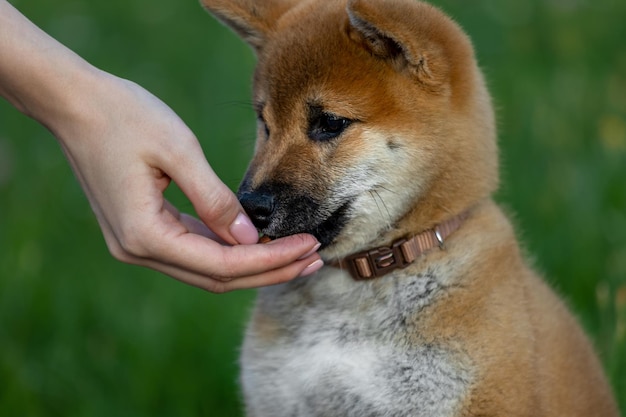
<box><xmin>265</xmin><ymin>201</ymin><xmax>352</xmax><ymax>249</ymax></box>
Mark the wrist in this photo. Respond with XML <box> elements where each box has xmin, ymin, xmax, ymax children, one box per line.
<box><xmin>0</xmin><ymin>1</ymin><xmax>108</xmax><ymax>139</ymax></box>
<box><xmin>28</xmin><ymin>59</ymin><xmax>108</xmax><ymax>138</ymax></box>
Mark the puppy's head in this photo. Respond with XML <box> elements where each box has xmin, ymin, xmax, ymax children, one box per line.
<box><xmin>203</xmin><ymin>0</ymin><xmax>498</xmax><ymax>258</ymax></box>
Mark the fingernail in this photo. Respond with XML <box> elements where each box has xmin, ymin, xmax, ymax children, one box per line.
<box><xmin>297</xmin><ymin>242</ymin><xmax>321</xmax><ymax>260</ymax></box>
<box><xmin>299</xmin><ymin>259</ymin><xmax>324</xmax><ymax>277</ymax></box>
<box><xmin>229</xmin><ymin>213</ymin><xmax>259</xmax><ymax>245</ymax></box>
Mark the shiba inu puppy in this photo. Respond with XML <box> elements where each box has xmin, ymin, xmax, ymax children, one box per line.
<box><xmin>201</xmin><ymin>0</ymin><xmax>619</xmax><ymax>415</ymax></box>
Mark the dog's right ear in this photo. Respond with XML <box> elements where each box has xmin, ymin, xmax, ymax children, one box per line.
<box><xmin>346</xmin><ymin>0</ymin><xmax>471</xmax><ymax>92</ymax></box>
<box><xmin>201</xmin><ymin>0</ymin><xmax>296</xmax><ymax>53</ymax></box>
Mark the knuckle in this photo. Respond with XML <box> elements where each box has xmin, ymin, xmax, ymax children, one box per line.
<box><xmin>107</xmin><ymin>241</ymin><xmax>134</xmax><ymax>263</ymax></box>
<box><xmin>117</xmin><ymin>236</ymin><xmax>145</xmax><ymax>258</ymax></box>
<box><xmin>213</xmin><ymin>248</ymin><xmax>247</xmax><ymax>280</ymax></box>
<box><xmin>215</xmin><ymin>262</ymin><xmax>238</xmax><ymax>282</ymax></box>
<box><xmin>205</xmin><ymin>282</ymin><xmax>230</xmax><ymax>294</ymax></box>
<box><xmin>200</xmin><ymin>194</ymin><xmax>235</xmax><ymax>224</ymax></box>
<box><xmin>115</xmin><ymin>226</ymin><xmax>153</xmax><ymax>259</ymax></box>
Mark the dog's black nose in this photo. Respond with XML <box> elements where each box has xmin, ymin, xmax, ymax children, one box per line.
<box><xmin>238</xmin><ymin>191</ymin><xmax>275</xmax><ymax>230</ymax></box>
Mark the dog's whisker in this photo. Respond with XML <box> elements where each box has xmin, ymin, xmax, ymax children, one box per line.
<box><xmin>368</xmin><ymin>190</ymin><xmax>385</xmax><ymax>223</ymax></box>
<box><xmin>368</xmin><ymin>189</ymin><xmax>393</xmax><ymax>230</ymax></box>
<box><xmin>214</xmin><ymin>99</ymin><xmax>255</xmax><ymax>110</ymax></box>
<box><xmin>376</xmin><ymin>184</ymin><xmax>397</xmax><ymax>195</ymax></box>
<box><xmin>375</xmin><ymin>190</ymin><xmax>393</xmax><ymax>228</ymax></box>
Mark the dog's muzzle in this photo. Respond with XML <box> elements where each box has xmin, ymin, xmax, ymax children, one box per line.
<box><xmin>237</xmin><ymin>182</ymin><xmax>352</xmax><ymax>248</ymax></box>
<box><xmin>239</xmin><ymin>190</ymin><xmax>275</xmax><ymax>230</ymax></box>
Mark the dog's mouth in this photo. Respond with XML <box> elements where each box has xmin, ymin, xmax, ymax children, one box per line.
<box><xmin>237</xmin><ymin>183</ymin><xmax>353</xmax><ymax>249</ymax></box>
<box><xmin>298</xmin><ymin>200</ymin><xmax>352</xmax><ymax>248</ymax></box>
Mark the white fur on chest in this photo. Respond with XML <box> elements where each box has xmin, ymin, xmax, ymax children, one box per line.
<box><xmin>240</xmin><ymin>265</ymin><xmax>472</xmax><ymax>417</ymax></box>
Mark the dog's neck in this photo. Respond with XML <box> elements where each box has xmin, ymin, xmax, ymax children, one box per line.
<box><xmin>331</xmin><ymin>210</ymin><xmax>470</xmax><ymax>280</ymax></box>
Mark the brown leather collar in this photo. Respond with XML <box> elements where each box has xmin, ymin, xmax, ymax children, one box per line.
<box><xmin>331</xmin><ymin>210</ymin><xmax>469</xmax><ymax>280</ymax></box>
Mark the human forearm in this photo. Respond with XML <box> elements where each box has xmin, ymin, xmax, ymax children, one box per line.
<box><xmin>0</xmin><ymin>0</ymin><xmax>101</xmax><ymax>133</ymax></box>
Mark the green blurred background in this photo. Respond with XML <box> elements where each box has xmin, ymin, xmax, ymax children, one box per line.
<box><xmin>0</xmin><ymin>0</ymin><xmax>624</xmax><ymax>415</ymax></box>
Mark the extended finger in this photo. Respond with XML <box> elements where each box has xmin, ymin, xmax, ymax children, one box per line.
<box><xmin>125</xmin><ymin>251</ymin><xmax>323</xmax><ymax>293</ymax></box>
<box><xmin>219</xmin><ymin>254</ymin><xmax>324</xmax><ymax>292</ymax></box>
<box><xmin>132</xmin><ymin>220</ymin><xmax>321</xmax><ymax>280</ymax></box>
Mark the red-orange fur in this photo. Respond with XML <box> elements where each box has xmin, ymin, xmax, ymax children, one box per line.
<box><xmin>202</xmin><ymin>0</ymin><xmax>619</xmax><ymax>415</ymax></box>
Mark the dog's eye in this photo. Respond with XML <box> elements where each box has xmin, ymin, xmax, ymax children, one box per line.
<box><xmin>257</xmin><ymin>116</ymin><xmax>270</xmax><ymax>138</ymax></box>
<box><xmin>309</xmin><ymin>113</ymin><xmax>352</xmax><ymax>142</ymax></box>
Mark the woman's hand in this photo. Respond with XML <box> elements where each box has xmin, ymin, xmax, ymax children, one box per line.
<box><xmin>56</xmin><ymin>73</ymin><xmax>323</xmax><ymax>293</ymax></box>
<box><xmin>0</xmin><ymin>0</ymin><xmax>323</xmax><ymax>292</ymax></box>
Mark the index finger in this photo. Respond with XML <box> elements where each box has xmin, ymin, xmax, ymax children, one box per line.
<box><xmin>139</xmin><ymin>251</ymin><xmax>323</xmax><ymax>293</ymax></box>
<box><xmin>142</xmin><ymin>228</ymin><xmax>322</xmax><ymax>280</ymax></box>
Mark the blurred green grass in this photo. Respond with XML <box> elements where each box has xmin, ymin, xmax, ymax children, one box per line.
<box><xmin>0</xmin><ymin>0</ymin><xmax>624</xmax><ymax>415</ymax></box>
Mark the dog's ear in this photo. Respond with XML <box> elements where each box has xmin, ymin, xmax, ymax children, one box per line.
<box><xmin>201</xmin><ymin>0</ymin><xmax>296</xmax><ymax>52</ymax></box>
<box><xmin>347</xmin><ymin>0</ymin><xmax>465</xmax><ymax>91</ymax></box>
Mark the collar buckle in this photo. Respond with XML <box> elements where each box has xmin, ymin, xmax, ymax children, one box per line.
<box><xmin>344</xmin><ymin>238</ymin><xmax>410</xmax><ymax>280</ymax></box>
<box><xmin>370</xmin><ymin>238</ymin><xmax>410</xmax><ymax>276</ymax></box>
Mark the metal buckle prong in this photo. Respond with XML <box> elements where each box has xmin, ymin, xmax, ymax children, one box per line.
<box><xmin>434</xmin><ymin>227</ymin><xmax>445</xmax><ymax>249</ymax></box>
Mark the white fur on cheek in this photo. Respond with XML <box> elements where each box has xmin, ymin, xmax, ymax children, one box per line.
<box><xmin>324</xmin><ymin>128</ymin><xmax>431</xmax><ymax>258</ymax></box>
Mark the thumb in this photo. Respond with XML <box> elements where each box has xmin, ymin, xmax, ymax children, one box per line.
<box><xmin>198</xmin><ymin>171</ymin><xmax>260</xmax><ymax>245</ymax></box>
<box><xmin>165</xmin><ymin>143</ymin><xmax>259</xmax><ymax>245</ymax></box>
